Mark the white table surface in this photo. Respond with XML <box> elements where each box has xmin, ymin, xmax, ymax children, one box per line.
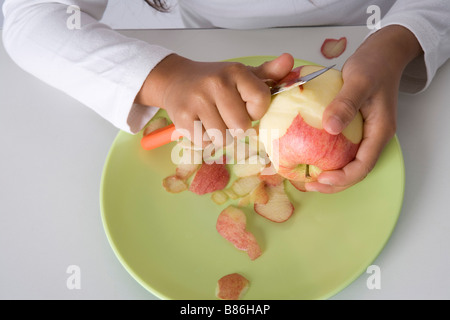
<box><xmin>1</xmin><ymin>26</ymin><xmax>449</xmax><ymax>300</ymax></box>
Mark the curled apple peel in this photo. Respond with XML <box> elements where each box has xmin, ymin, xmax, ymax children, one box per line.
<box><xmin>321</xmin><ymin>37</ymin><xmax>347</xmax><ymax>59</ymax></box>
<box><xmin>216</xmin><ymin>205</ymin><xmax>262</xmax><ymax>260</ymax></box>
<box><xmin>259</xmin><ymin>65</ymin><xmax>363</xmax><ymax>185</ymax></box>
<box><xmin>189</xmin><ymin>159</ymin><xmax>230</xmax><ymax>195</ymax></box>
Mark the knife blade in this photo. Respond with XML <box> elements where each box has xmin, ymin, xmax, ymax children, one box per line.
<box><xmin>270</xmin><ymin>64</ymin><xmax>336</xmax><ymax>95</ymax></box>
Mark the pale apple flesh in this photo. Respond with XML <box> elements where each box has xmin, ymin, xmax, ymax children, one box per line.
<box><xmin>259</xmin><ymin>65</ymin><xmax>363</xmax><ymax>185</ymax></box>
<box><xmin>287</xmin><ymin>164</ymin><xmax>321</xmax><ymax>192</ymax></box>
<box><xmin>254</xmin><ymin>183</ymin><xmax>294</xmax><ymax>222</ymax></box>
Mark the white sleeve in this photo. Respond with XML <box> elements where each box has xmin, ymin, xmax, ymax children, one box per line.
<box><xmin>376</xmin><ymin>0</ymin><xmax>450</xmax><ymax>93</ymax></box>
<box><xmin>2</xmin><ymin>0</ymin><xmax>174</xmax><ymax>134</ymax></box>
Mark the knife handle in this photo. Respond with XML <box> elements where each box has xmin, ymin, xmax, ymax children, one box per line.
<box><xmin>141</xmin><ymin>123</ymin><xmax>183</xmax><ymax>150</ymax></box>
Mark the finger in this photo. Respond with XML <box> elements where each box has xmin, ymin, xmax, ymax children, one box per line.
<box><xmin>304</xmin><ymin>152</ymin><xmax>374</xmax><ymax>194</ymax></box>
<box><xmin>323</xmin><ymin>76</ymin><xmax>372</xmax><ymax>135</ymax></box>
<box><xmin>171</xmin><ymin>109</ymin><xmax>207</xmax><ymax>149</ymax></box>
<box><xmin>231</xmin><ymin>54</ymin><xmax>294</xmax><ymax>121</ymax></box>
<box><xmin>198</xmin><ymin>104</ymin><xmax>231</xmax><ymax>148</ymax></box>
<box><xmin>250</xmin><ymin>53</ymin><xmax>295</xmax><ymax>81</ymax></box>
<box><xmin>235</xmin><ymin>70</ymin><xmax>272</xmax><ymax>121</ymax></box>
<box><xmin>174</xmin><ymin>118</ymin><xmax>209</xmax><ymax>148</ymax></box>
<box><xmin>304</xmin><ymin>181</ymin><xmax>347</xmax><ymax>194</ymax></box>
<box><xmin>306</xmin><ymin>110</ymin><xmax>395</xmax><ymax>193</ymax></box>
<box><xmin>215</xmin><ymin>87</ymin><xmax>253</xmax><ymax>134</ymax></box>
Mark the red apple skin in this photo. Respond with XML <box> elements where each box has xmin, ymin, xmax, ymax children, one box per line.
<box><xmin>189</xmin><ymin>160</ymin><xmax>230</xmax><ymax>195</ymax></box>
<box><xmin>274</xmin><ymin>66</ymin><xmax>306</xmax><ymax>93</ymax></box>
<box><xmin>216</xmin><ymin>273</ymin><xmax>249</xmax><ymax>300</ymax></box>
<box><xmin>321</xmin><ymin>37</ymin><xmax>347</xmax><ymax>59</ymax></box>
<box><xmin>277</xmin><ymin>66</ymin><xmax>303</xmax><ymax>86</ymax></box>
<box><xmin>260</xmin><ymin>65</ymin><xmax>363</xmax><ymax>186</ymax></box>
<box><xmin>273</xmin><ymin>113</ymin><xmax>359</xmax><ymax>178</ymax></box>
<box><xmin>216</xmin><ymin>206</ymin><xmax>262</xmax><ymax>260</ymax></box>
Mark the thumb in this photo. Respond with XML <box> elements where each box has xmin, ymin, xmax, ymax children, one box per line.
<box><xmin>251</xmin><ymin>53</ymin><xmax>295</xmax><ymax>81</ymax></box>
<box><xmin>323</xmin><ymin>78</ymin><xmax>369</xmax><ymax>135</ymax></box>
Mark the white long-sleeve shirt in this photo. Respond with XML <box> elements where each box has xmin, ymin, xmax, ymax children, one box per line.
<box><xmin>2</xmin><ymin>0</ymin><xmax>450</xmax><ymax>134</ymax></box>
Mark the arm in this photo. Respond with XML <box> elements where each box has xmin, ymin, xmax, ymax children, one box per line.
<box><xmin>377</xmin><ymin>0</ymin><xmax>450</xmax><ymax>94</ymax></box>
<box><xmin>306</xmin><ymin>0</ymin><xmax>450</xmax><ymax>193</ymax></box>
<box><xmin>306</xmin><ymin>25</ymin><xmax>422</xmax><ymax>193</ymax></box>
<box><xmin>2</xmin><ymin>0</ymin><xmax>173</xmax><ymax>133</ymax></box>
<box><xmin>2</xmin><ymin>0</ymin><xmax>294</xmax><ymax>138</ymax></box>
<box><xmin>135</xmin><ymin>53</ymin><xmax>294</xmax><ymax>147</ymax></box>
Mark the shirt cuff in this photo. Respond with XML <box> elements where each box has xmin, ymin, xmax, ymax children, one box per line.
<box><xmin>127</xmin><ymin>104</ymin><xmax>161</xmax><ymax>134</ymax></box>
<box><xmin>366</xmin><ymin>17</ymin><xmax>440</xmax><ymax>94</ymax></box>
<box><xmin>114</xmin><ymin>45</ymin><xmax>174</xmax><ymax>134</ymax></box>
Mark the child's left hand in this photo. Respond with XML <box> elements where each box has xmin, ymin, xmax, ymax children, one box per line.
<box><xmin>306</xmin><ymin>25</ymin><xmax>423</xmax><ymax>193</ymax></box>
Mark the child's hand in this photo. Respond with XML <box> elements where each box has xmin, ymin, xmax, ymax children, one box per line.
<box><xmin>136</xmin><ymin>53</ymin><xmax>294</xmax><ymax>147</ymax></box>
<box><xmin>306</xmin><ymin>25</ymin><xmax>423</xmax><ymax>193</ymax></box>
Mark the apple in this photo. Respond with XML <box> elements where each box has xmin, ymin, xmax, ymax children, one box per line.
<box><xmin>162</xmin><ymin>175</ymin><xmax>188</xmax><ymax>193</ymax></box>
<box><xmin>224</xmin><ymin>188</ymin><xmax>239</xmax><ymax>200</ymax></box>
<box><xmin>259</xmin><ymin>65</ymin><xmax>363</xmax><ymax>186</ymax></box>
<box><xmin>211</xmin><ymin>190</ymin><xmax>229</xmax><ymax>205</ymax></box>
<box><xmin>216</xmin><ymin>205</ymin><xmax>262</xmax><ymax>260</ymax></box>
<box><xmin>238</xmin><ymin>181</ymin><xmax>269</xmax><ymax>207</ymax></box>
<box><xmin>215</xmin><ymin>273</ymin><xmax>250</xmax><ymax>300</ymax></box>
<box><xmin>258</xmin><ymin>171</ymin><xmax>285</xmax><ymax>187</ymax></box>
<box><xmin>254</xmin><ymin>183</ymin><xmax>294</xmax><ymax>223</ymax></box>
<box><xmin>189</xmin><ymin>158</ymin><xmax>230</xmax><ymax>195</ymax></box>
<box><xmin>224</xmin><ymin>137</ymin><xmax>260</xmax><ymax>165</ymax></box>
<box><xmin>229</xmin><ymin>175</ymin><xmax>261</xmax><ymax>198</ymax></box>
<box><xmin>321</xmin><ymin>37</ymin><xmax>347</xmax><ymax>59</ymax></box>
<box><xmin>288</xmin><ymin>164</ymin><xmax>322</xmax><ymax>192</ymax></box>
<box><xmin>174</xmin><ymin>138</ymin><xmax>203</xmax><ymax>166</ymax></box>
<box><xmin>175</xmin><ymin>162</ymin><xmax>200</xmax><ymax>181</ymax></box>
<box><xmin>232</xmin><ymin>155</ymin><xmax>266</xmax><ymax>177</ymax></box>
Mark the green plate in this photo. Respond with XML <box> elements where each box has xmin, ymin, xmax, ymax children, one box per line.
<box><xmin>100</xmin><ymin>56</ymin><xmax>404</xmax><ymax>300</ymax></box>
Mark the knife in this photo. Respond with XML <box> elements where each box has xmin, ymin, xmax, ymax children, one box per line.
<box><xmin>269</xmin><ymin>64</ymin><xmax>335</xmax><ymax>95</ymax></box>
<box><xmin>141</xmin><ymin>65</ymin><xmax>335</xmax><ymax>150</ymax></box>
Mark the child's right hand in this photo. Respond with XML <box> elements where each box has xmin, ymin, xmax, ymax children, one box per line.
<box><xmin>135</xmin><ymin>53</ymin><xmax>294</xmax><ymax>147</ymax></box>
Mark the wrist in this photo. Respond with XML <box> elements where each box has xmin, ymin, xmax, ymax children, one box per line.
<box><xmin>362</xmin><ymin>25</ymin><xmax>423</xmax><ymax>72</ymax></box>
<box><xmin>134</xmin><ymin>54</ymin><xmax>189</xmax><ymax>108</ymax></box>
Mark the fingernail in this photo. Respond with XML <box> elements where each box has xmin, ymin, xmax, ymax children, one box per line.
<box><xmin>305</xmin><ymin>185</ymin><xmax>318</xmax><ymax>192</ymax></box>
<box><xmin>318</xmin><ymin>177</ymin><xmax>333</xmax><ymax>186</ymax></box>
<box><xmin>325</xmin><ymin>116</ymin><xmax>343</xmax><ymax>135</ymax></box>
